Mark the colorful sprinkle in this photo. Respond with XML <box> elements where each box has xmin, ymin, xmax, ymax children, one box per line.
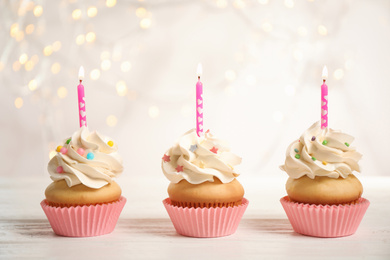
<box><xmin>312</xmin><ymin>157</ymin><xmax>316</xmax><ymax>161</ymax></box>
<box><xmin>322</xmin><ymin>161</ymin><xmax>327</xmax><ymax>165</ymax></box>
<box><xmin>175</xmin><ymin>165</ymin><xmax>184</xmax><ymax>172</ymax></box>
<box><xmin>87</xmin><ymin>152</ymin><xmax>94</xmax><ymax>160</ymax></box>
<box><xmin>210</xmin><ymin>146</ymin><xmax>218</xmax><ymax>154</ymax></box>
<box><xmin>322</xmin><ymin>140</ymin><xmax>328</xmax><ymax>145</ymax></box>
<box><xmin>345</xmin><ymin>142</ymin><xmax>350</xmax><ymax>147</ymax></box>
<box><xmin>295</xmin><ymin>154</ymin><xmax>300</xmax><ymax>159</ymax></box>
<box><xmin>66</xmin><ymin>138</ymin><xmax>71</xmax><ymax>144</ymax></box>
<box><xmin>77</xmin><ymin>148</ymin><xmax>85</xmax><ymax>156</ymax></box>
<box><xmin>107</xmin><ymin>141</ymin><xmax>114</xmax><ymax>147</ymax></box>
<box><xmin>189</xmin><ymin>144</ymin><xmax>198</xmax><ymax>152</ymax></box>
<box><xmin>162</xmin><ymin>154</ymin><xmax>171</xmax><ymax>162</ymax></box>
<box><xmin>294</xmin><ymin>148</ymin><xmax>299</xmax><ymax>153</ymax></box>
<box><xmin>311</xmin><ymin>136</ymin><xmax>316</xmax><ymax>141</ymax></box>
<box><xmin>56</xmin><ymin>145</ymin><xmax>63</xmax><ymax>152</ymax></box>
<box><xmin>56</xmin><ymin>166</ymin><xmax>64</xmax><ymax>173</ymax></box>
<box><xmin>60</xmin><ymin>147</ymin><xmax>68</xmax><ymax>154</ymax></box>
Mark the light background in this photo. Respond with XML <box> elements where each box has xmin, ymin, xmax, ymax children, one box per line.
<box><xmin>1</xmin><ymin>0</ymin><xmax>390</xmax><ymax>182</ymax></box>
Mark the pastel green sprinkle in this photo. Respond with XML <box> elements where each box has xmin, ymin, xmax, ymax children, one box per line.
<box><xmin>312</xmin><ymin>157</ymin><xmax>316</xmax><ymax>161</ymax></box>
<box><xmin>295</xmin><ymin>154</ymin><xmax>300</xmax><ymax>159</ymax></box>
<box><xmin>345</xmin><ymin>142</ymin><xmax>350</xmax><ymax>147</ymax></box>
<box><xmin>322</xmin><ymin>140</ymin><xmax>328</xmax><ymax>145</ymax></box>
<box><xmin>294</xmin><ymin>148</ymin><xmax>299</xmax><ymax>153</ymax></box>
<box><xmin>66</xmin><ymin>138</ymin><xmax>71</xmax><ymax>144</ymax></box>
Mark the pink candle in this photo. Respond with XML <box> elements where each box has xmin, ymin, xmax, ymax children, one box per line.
<box><xmin>78</xmin><ymin>66</ymin><xmax>87</xmax><ymax>127</ymax></box>
<box><xmin>196</xmin><ymin>63</ymin><xmax>203</xmax><ymax>137</ymax></box>
<box><xmin>321</xmin><ymin>66</ymin><xmax>328</xmax><ymax>129</ymax></box>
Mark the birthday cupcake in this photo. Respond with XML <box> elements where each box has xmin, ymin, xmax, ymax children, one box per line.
<box><xmin>162</xmin><ymin>129</ymin><xmax>249</xmax><ymax>238</ymax></box>
<box><xmin>41</xmin><ymin>126</ymin><xmax>126</xmax><ymax>237</ymax></box>
<box><xmin>280</xmin><ymin>121</ymin><xmax>369</xmax><ymax>237</ymax></box>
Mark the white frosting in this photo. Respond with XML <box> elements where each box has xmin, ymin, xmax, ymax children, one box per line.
<box><xmin>48</xmin><ymin>126</ymin><xmax>123</xmax><ymax>189</ymax></box>
<box><xmin>280</xmin><ymin>121</ymin><xmax>362</xmax><ymax>179</ymax></box>
<box><xmin>162</xmin><ymin>129</ymin><xmax>241</xmax><ymax>184</ymax></box>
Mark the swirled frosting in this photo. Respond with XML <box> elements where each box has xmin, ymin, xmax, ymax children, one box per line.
<box><xmin>280</xmin><ymin>121</ymin><xmax>362</xmax><ymax>179</ymax></box>
<box><xmin>162</xmin><ymin>129</ymin><xmax>242</xmax><ymax>184</ymax></box>
<box><xmin>48</xmin><ymin>126</ymin><xmax>123</xmax><ymax>189</ymax></box>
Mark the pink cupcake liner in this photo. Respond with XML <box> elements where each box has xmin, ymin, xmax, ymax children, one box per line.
<box><xmin>163</xmin><ymin>198</ymin><xmax>249</xmax><ymax>238</ymax></box>
<box><xmin>280</xmin><ymin>196</ymin><xmax>369</xmax><ymax>238</ymax></box>
<box><xmin>41</xmin><ymin>196</ymin><xmax>126</xmax><ymax>237</ymax></box>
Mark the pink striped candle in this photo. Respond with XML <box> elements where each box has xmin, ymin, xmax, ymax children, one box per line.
<box><xmin>78</xmin><ymin>66</ymin><xmax>87</xmax><ymax>127</ymax></box>
<box><xmin>321</xmin><ymin>66</ymin><xmax>328</xmax><ymax>129</ymax></box>
<box><xmin>196</xmin><ymin>63</ymin><xmax>203</xmax><ymax>137</ymax></box>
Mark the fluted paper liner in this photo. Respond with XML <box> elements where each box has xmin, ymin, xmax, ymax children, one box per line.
<box><xmin>163</xmin><ymin>198</ymin><xmax>249</xmax><ymax>238</ymax></box>
<box><xmin>41</xmin><ymin>196</ymin><xmax>126</xmax><ymax>237</ymax></box>
<box><xmin>280</xmin><ymin>196</ymin><xmax>369</xmax><ymax>238</ymax></box>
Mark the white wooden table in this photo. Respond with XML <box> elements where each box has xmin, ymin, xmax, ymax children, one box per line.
<box><xmin>1</xmin><ymin>175</ymin><xmax>389</xmax><ymax>259</ymax></box>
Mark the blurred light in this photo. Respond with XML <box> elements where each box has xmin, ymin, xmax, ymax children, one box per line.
<box><xmin>25</xmin><ymin>24</ymin><xmax>35</xmax><ymax>34</ymax></box>
<box><xmin>235</xmin><ymin>52</ymin><xmax>244</xmax><ymax>62</ymax></box>
<box><xmin>0</xmin><ymin>61</ymin><xmax>3</xmax><ymax>71</ymax></box>
<box><xmin>57</xmin><ymin>86</ymin><xmax>68</xmax><ymax>99</ymax></box>
<box><xmin>51</xmin><ymin>62</ymin><xmax>61</xmax><ymax>74</ymax></box>
<box><xmin>33</xmin><ymin>5</ymin><xmax>43</xmax><ymax>17</ymax></box>
<box><xmin>284</xmin><ymin>85</ymin><xmax>295</xmax><ymax>96</ymax></box>
<box><xmin>293</xmin><ymin>49</ymin><xmax>303</xmax><ymax>61</ymax></box>
<box><xmin>262</xmin><ymin>22</ymin><xmax>273</xmax><ymax>32</ymax></box>
<box><xmin>49</xmin><ymin>150</ymin><xmax>56</xmax><ymax>159</ymax></box>
<box><xmin>76</xmin><ymin>34</ymin><xmax>85</xmax><ymax>45</ymax></box>
<box><xmin>258</xmin><ymin>0</ymin><xmax>269</xmax><ymax>4</ymax></box>
<box><xmin>127</xmin><ymin>90</ymin><xmax>137</xmax><ymax>100</ymax></box>
<box><xmin>116</xmin><ymin>81</ymin><xmax>128</xmax><ymax>96</ymax></box>
<box><xmin>90</xmin><ymin>69</ymin><xmax>101</xmax><ymax>80</ymax></box>
<box><xmin>140</xmin><ymin>18</ymin><xmax>151</xmax><ymax>29</ymax></box>
<box><xmin>100</xmin><ymin>51</ymin><xmax>110</xmax><ymax>60</ymax></box>
<box><xmin>121</xmin><ymin>61</ymin><xmax>131</xmax><ymax>72</ymax></box>
<box><xmin>224</xmin><ymin>85</ymin><xmax>236</xmax><ymax>97</ymax></box>
<box><xmin>180</xmin><ymin>104</ymin><xmax>192</xmax><ymax>117</ymax></box>
<box><xmin>25</xmin><ymin>60</ymin><xmax>34</xmax><ymax>71</ymax></box>
<box><xmin>297</xmin><ymin>26</ymin><xmax>307</xmax><ymax>37</ymax></box>
<box><xmin>345</xmin><ymin>60</ymin><xmax>354</xmax><ymax>70</ymax></box>
<box><xmin>18</xmin><ymin>6</ymin><xmax>27</xmax><ymax>16</ymax></box>
<box><xmin>87</xmin><ymin>6</ymin><xmax>98</xmax><ymax>17</ymax></box>
<box><xmin>246</xmin><ymin>75</ymin><xmax>257</xmax><ymax>86</ymax></box>
<box><xmin>318</xmin><ymin>25</ymin><xmax>328</xmax><ymax>36</ymax></box>
<box><xmin>86</xmin><ymin>32</ymin><xmax>96</xmax><ymax>43</ymax></box>
<box><xmin>225</xmin><ymin>70</ymin><xmax>237</xmax><ymax>81</ymax></box>
<box><xmin>106</xmin><ymin>0</ymin><xmax>117</xmax><ymax>7</ymax></box>
<box><xmin>31</xmin><ymin>55</ymin><xmax>39</xmax><ymax>64</ymax></box>
<box><xmin>148</xmin><ymin>106</ymin><xmax>160</xmax><ymax>119</ymax></box>
<box><xmin>106</xmin><ymin>115</ymin><xmax>118</xmax><ymax>127</ymax></box>
<box><xmin>15</xmin><ymin>31</ymin><xmax>24</xmax><ymax>42</ymax></box>
<box><xmin>136</xmin><ymin>7</ymin><xmax>147</xmax><ymax>18</ymax></box>
<box><xmin>72</xmin><ymin>9</ymin><xmax>82</xmax><ymax>20</ymax></box>
<box><xmin>233</xmin><ymin>0</ymin><xmax>246</xmax><ymax>9</ymax></box>
<box><xmin>15</xmin><ymin>97</ymin><xmax>23</xmax><ymax>109</ymax></box>
<box><xmin>28</xmin><ymin>79</ymin><xmax>38</xmax><ymax>91</ymax></box>
<box><xmin>112</xmin><ymin>49</ymin><xmax>122</xmax><ymax>61</ymax></box>
<box><xmin>273</xmin><ymin>111</ymin><xmax>284</xmax><ymax>123</ymax></box>
<box><xmin>216</xmin><ymin>0</ymin><xmax>228</xmax><ymax>8</ymax></box>
<box><xmin>52</xmin><ymin>41</ymin><xmax>62</xmax><ymax>51</ymax></box>
<box><xmin>10</xmin><ymin>23</ymin><xmax>19</xmax><ymax>37</ymax></box>
<box><xmin>43</xmin><ymin>45</ymin><xmax>53</xmax><ymax>56</ymax></box>
<box><xmin>333</xmin><ymin>69</ymin><xmax>344</xmax><ymax>80</ymax></box>
<box><xmin>101</xmin><ymin>60</ymin><xmax>111</xmax><ymax>71</ymax></box>
<box><xmin>284</xmin><ymin>0</ymin><xmax>294</xmax><ymax>8</ymax></box>
<box><xmin>19</xmin><ymin>53</ymin><xmax>28</xmax><ymax>64</ymax></box>
<box><xmin>13</xmin><ymin>61</ymin><xmax>21</xmax><ymax>71</ymax></box>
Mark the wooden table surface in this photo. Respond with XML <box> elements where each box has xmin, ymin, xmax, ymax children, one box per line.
<box><xmin>1</xmin><ymin>175</ymin><xmax>389</xmax><ymax>259</ymax></box>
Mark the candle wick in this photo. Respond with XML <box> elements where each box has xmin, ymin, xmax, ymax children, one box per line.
<box><xmin>198</xmin><ymin>76</ymin><xmax>200</xmax><ymax>80</ymax></box>
<box><xmin>323</xmin><ymin>79</ymin><xmax>326</xmax><ymax>83</ymax></box>
<box><xmin>80</xmin><ymin>79</ymin><xmax>82</xmax><ymax>84</ymax></box>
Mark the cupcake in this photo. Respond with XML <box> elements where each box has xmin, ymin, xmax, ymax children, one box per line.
<box><xmin>162</xmin><ymin>129</ymin><xmax>249</xmax><ymax>238</ymax></box>
<box><xmin>41</xmin><ymin>126</ymin><xmax>126</xmax><ymax>237</ymax></box>
<box><xmin>280</xmin><ymin>121</ymin><xmax>369</xmax><ymax>237</ymax></box>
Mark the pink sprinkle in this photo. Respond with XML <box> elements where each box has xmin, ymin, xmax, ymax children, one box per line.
<box><xmin>60</xmin><ymin>147</ymin><xmax>68</xmax><ymax>154</ymax></box>
<box><xmin>56</xmin><ymin>166</ymin><xmax>64</xmax><ymax>173</ymax></box>
<box><xmin>77</xmin><ymin>148</ymin><xmax>85</xmax><ymax>156</ymax></box>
